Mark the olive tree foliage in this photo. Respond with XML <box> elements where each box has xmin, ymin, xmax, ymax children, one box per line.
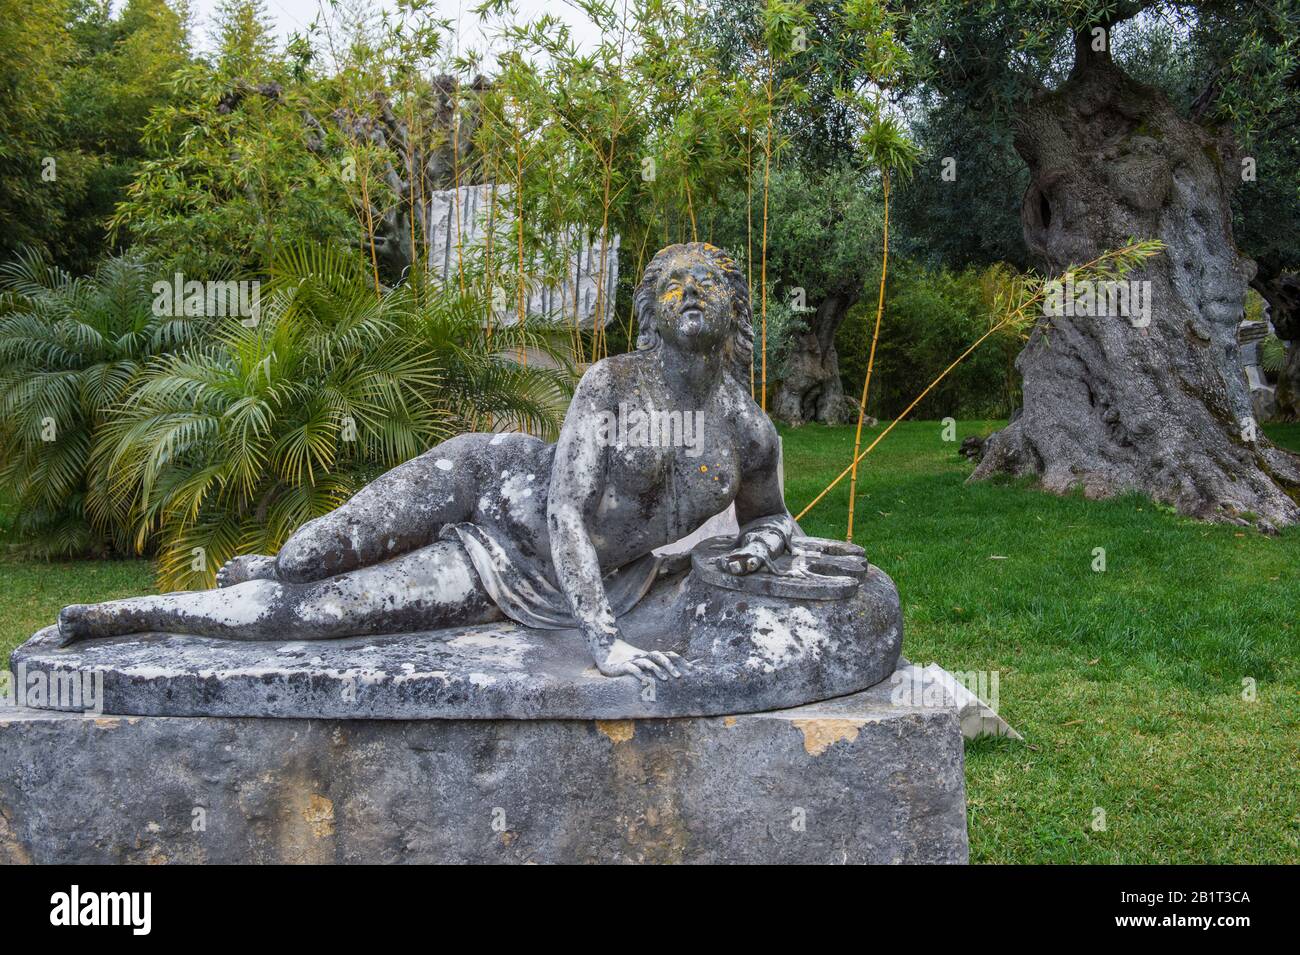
<box><xmin>891</xmin><ymin>98</ymin><xmax>1030</xmax><ymax>271</ymax></box>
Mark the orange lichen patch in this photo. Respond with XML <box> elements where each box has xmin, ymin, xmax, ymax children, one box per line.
<box><xmin>303</xmin><ymin>794</ymin><xmax>335</xmax><ymax>839</ymax></box>
<box><xmin>596</xmin><ymin>719</ymin><xmax>635</xmax><ymax>744</ymax></box>
<box><xmin>0</xmin><ymin>810</ymin><xmax>32</xmax><ymax>864</ymax></box>
<box><xmin>791</xmin><ymin>718</ymin><xmax>867</xmax><ymax>756</ymax></box>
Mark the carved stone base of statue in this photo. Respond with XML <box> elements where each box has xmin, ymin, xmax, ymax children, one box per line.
<box><xmin>11</xmin><ymin>537</ymin><xmax>901</xmax><ymax>720</ymax></box>
<box><xmin>0</xmin><ymin>670</ymin><xmax>968</xmax><ymax>864</ymax></box>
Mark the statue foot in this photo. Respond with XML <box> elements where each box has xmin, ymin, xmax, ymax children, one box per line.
<box><xmin>216</xmin><ymin>555</ymin><xmax>280</xmax><ymax>588</ymax></box>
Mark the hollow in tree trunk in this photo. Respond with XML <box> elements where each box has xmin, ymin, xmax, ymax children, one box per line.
<box><xmin>970</xmin><ymin>35</ymin><xmax>1300</xmax><ymax>529</ymax></box>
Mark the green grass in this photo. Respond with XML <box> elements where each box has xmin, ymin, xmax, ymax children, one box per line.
<box><xmin>783</xmin><ymin>420</ymin><xmax>1300</xmax><ymax>864</ymax></box>
<box><xmin>2</xmin><ymin>420</ymin><xmax>1298</xmax><ymax>863</ymax></box>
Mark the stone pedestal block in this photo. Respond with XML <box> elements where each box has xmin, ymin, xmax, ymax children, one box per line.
<box><xmin>0</xmin><ymin>676</ymin><xmax>967</xmax><ymax>864</ymax></box>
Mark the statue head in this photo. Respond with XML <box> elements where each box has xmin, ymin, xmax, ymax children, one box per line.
<box><xmin>634</xmin><ymin>243</ymin><xmax>754</xmax><ymax>386</ymax></box>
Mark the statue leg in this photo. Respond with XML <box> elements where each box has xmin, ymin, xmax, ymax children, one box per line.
<box><xmin>274</xmin><ymin>435</ymin><xmax>482</xmax><ymax>584</ymax></box>
<box><xmin>58</xmin><ymin>539</ymin><xmax>503</xmax><ymax>642</ymax></box>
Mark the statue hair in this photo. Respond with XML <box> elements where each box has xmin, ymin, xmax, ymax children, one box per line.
<box><xmin>633</xmin><ymin>243</ymin><xmax>755</xmax><ymax>388</ymax></box>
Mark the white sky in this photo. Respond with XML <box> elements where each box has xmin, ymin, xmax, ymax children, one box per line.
<box><xmin>186</xmin><ymin>0</ymin><xmax>606</xmax><ymax>60</ymax></box>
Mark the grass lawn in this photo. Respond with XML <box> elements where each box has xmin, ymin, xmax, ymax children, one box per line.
<box><xmin>3</xmin><ymin>420</ymin><xmax>1298</xmax><ymax>863</ymax></box>
<box><xmin>783</xmin><ymin>420</ymin><xmax>1300</xmax><ymax>864</ymax></box>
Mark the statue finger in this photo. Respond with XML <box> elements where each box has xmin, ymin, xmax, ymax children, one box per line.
<box><xmin>648</xmin><ymin>651</ymin><xmax>680</xmax><ymax>677</ymax></box>
<box><xmin>634</xmin><ymin>656</ymin><xmax>670</xmax><ymax>680</ymax></box>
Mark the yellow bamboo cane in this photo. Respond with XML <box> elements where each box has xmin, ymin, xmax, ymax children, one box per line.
<box><xmin>846</xmin><ymin>168</ymin><xmax>890</xmax><ymax>542</ymax></box>
<box><xmin>796</xmin><ymin>320</ymin><xmax>1006</xmax><ymax>523</ymax></box>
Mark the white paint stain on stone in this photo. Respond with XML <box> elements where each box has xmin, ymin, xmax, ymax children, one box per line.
<box><xmin>446</xmin><ymin>631</ymin><xmax>532</xmax><ymax>669</ymax></box>
<box><xmin>500</xmin><ymin>473</ymin><xmax>537</xmax><ymax>522</ymax></box>
<box><xmin>746</xmin><ymin>606</ymin><xmax>828</xmax><ymax>673</ymax></box>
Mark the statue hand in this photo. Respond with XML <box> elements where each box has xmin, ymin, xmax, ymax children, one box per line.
<box><xmin>719</xmin><ymin>540</ymin><xmax>772</xmax><ymax>576</ymax></box>
<box><xmin>595</xmin><ymin>637</ymin><xmax>689</xmax><ymax>681</ymax></box>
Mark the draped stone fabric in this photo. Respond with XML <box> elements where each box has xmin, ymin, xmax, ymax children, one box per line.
<box><xmin>440</xmin><ymin>521</ymin><xmax>663</xmax><ymax>630</ymax></box>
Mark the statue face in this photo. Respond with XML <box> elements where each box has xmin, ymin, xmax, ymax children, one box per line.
<box><xmin>652</xmin><ymin>253</ymin><xmax>732</xmax><ymax>352</ymax></box>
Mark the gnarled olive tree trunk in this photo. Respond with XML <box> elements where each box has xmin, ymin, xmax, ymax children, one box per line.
<box><xmin>771</xmin><ymin>290</ymin><xmax>860</xmax><ymax>425</ymax></box>
<box><xmin>970</xmin><ymin>37</ymin><xmax>1300</xmax><ymax>529</ymax></box>
<box><xmin>1280</xmin><ymin>344</ymin><xmax>1300</xmax><ymax>422</ymax></box>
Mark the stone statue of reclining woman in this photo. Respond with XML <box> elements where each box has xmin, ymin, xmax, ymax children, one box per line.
<box><xmin>58</xmin><ymin>243</ymin><xmax>796</xmax><ymax>682</ymax></box>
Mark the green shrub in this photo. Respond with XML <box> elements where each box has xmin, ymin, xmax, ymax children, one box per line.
<box><xmin>0</xmin><ymin>245</ymin><xmax>573</xmax><ymax>587</ymax></box>
<box><xmin>0</xmin><ymin>250</ymin><xmax>201</xmax><ymax>556</ymax></box>
<box><xmin>837</xmin><ymin>258</ymin><xmax>1022</xmax><ymax>421</ymax></box>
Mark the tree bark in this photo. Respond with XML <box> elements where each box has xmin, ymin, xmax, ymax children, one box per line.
<box><xmin>771</xmin><ymin>290</ymin><xmax>860</xmax><ymax>425</ymax></box>
<box><xmin>970</xmin><ymin>34</ymin><xmax>1300</xmax><ymax>529</ymax></box>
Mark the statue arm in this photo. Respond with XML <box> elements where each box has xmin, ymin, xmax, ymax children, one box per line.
<box><xmin>725</xmin><ymin>422</ymin><xmax>796</xmax><ymax>575</ymax></box>
<box><xmin>547</xmin><ymin>370</ymin><xmax>684</xmax><ymax>681</ymax></box>
<box><xmin>547</xmin><ymin>377</ymin><xmax>618</xmax><ymax>660</ymax></box>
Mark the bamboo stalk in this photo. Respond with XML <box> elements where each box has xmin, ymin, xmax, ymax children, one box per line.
<box><xmin>514</xmin><ymin>115</ymin><xmax>527</xmax><ymax>367</ymax></box>
<box><xmin>846</xmin><ymin>168</ymin><xmax>890</xmax><ymax>543</ymax></box>
<box><xmin>358</xmin><ymin>153</ymin><xmax>381</xmax><ymax>296</ymax></box>
<box><xmin>746</xmin><ymin>119</ymin><xmax>755</xmax><ymax>400</ymax></box>
<box><xmin>685</xmin><ymin>177</ymin><xmax>698</xmax><ymax>242</ymax></box>
<box><xmin>452</xmin><ymin>87</ymin><xmax>466</xmax><ymax>293</ymax></box>
<box><xmin>796</xmin><ymin>320</ymin><xmax>1005</xmax><ymax>523</ymax></box>
<box><xmin>484</xmin><ymin>169</ymin><xmax>499</xmax><ymax>347</ymax></box>
<box><xmin>407</xmin><ymin>97</ymin><xmax>419</xmax><ymax>286</ymax></box>
<box><xmin>759</xmin><ymin>69</ymin><xmax>773</xmax><ymax>413</ymax></box>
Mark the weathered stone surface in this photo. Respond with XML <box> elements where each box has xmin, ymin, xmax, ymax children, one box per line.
<box><xmin>0</xmin><ymin>675</ymin><xmax>968</xmax><ymax>864</ymax></box>
<box><xmin>894</xmin><ymin>663</ymin><xmax>1023</xmax><ymax>741</ymax></box>
<box><xmin>11</xmin><ymin>554</ymin><xmax>903</xmax><ymax>719</ymax></box>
